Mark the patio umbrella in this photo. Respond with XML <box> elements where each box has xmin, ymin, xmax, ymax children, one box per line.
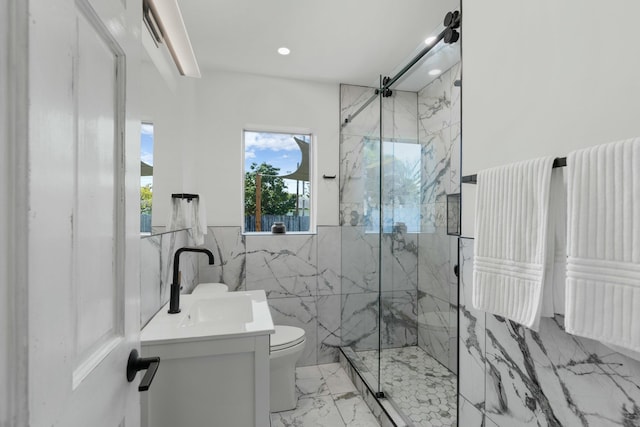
<box><xmin>279</xmin><ymin>137</ymin><xmax>309</xmax><ymax>181</ymax></box>
<box><xmin>141</xmin><ymin>161</ymin><xmax>153</xmax><ymax>176</ymax></box>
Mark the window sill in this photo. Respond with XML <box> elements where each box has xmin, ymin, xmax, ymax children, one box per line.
<box><xmin>242</xmin><ymin>231</ymin><xmax>317</xmax><ymax>236</ymax></box>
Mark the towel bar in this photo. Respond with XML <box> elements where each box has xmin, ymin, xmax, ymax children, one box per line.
<box><xmin>171</xmin><ymin>193</ymin><xmax>199</xmax><ymax>202</ymax></box>
<box><xmin>462</xmin><ymin>157</ymin><xmax>567</xmax><ymax>184</ymax></box>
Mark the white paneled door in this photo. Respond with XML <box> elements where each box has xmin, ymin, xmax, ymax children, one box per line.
<box><xmin>26</xmin><ymin>0</ymin><xmax>142</xmax><ymax>426</ymax></box>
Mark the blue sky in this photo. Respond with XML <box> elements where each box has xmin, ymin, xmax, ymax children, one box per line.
<box><xmin>141</xmin><ymin>123</ymin><xmax>154</xmax><ymax>187</ymax></box>
<box><xmin>244</xmin><ymin>131</ymin><xmax>310</xmax><ymax>193</ymax></box>
<box><xmin>141</xmin><ymin>123</ymin><xmax>154</xmax><ymax>166</ymax></box>
<box><xmin>244</xmin><ymin>131</ymin><xmax>308</xmax><ymax>175</ymax></box>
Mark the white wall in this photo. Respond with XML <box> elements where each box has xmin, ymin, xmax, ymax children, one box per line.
<box><xmin>143</xmin><ymin>64</ymin><xmax>340</xmax><ymax>228</ymax></box>
<box><xmin>140</xmin><ymin>62</ymin><xmax>198</xmax><ymax>225</ymax></box>
<box><xmin>1</xmin><ymin>0</ymin><xmax>29</xmax><ymax>424</ymax></box>
<box><xmin>461</xmin><ymin>0</ymin><xmax>640</xmax><ymax>236</ymax></box>
<box><xmin>0</xmin><ymin>2</ymin><xmax>10</xmax><ymax>422</ymax></box>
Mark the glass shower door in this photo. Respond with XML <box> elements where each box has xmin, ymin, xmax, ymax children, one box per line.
<box><xmin>339</xmin><ymin>83</ymin><xmax>383</xmax><ymax>395</ymax></box>
<box><xmin>339</xmin><ymin>11</ymin><xmax>461</xmax><ymax>425</ymax></box>
<box><xmin>377</xmin><ymin>21</ymin><xmax>461</xmax><ymax>426</ymax></box>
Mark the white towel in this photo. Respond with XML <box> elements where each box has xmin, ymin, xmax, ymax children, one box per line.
<box><xmin>472</xmin><ymin>157</ymin><xmax>555</xmax><ymax>330</ymax></box>
<box><xmin>192</xmin><ymin>195</ymin><xmax>208</xmax><ymax>246</ymax></box>
<box><xmin>564</xmin><ymin>138</ymin><xmax>640</xmax><ymax>353</ymax></box>
<box><xmin>167</xmin><ymin>196</ymin><xmax>208</xmax><ymax>245</ymax></box>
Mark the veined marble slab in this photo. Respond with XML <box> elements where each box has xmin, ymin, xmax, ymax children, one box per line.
<box><xmin>246</xmin><ymin>233</ymin><xmax>317</xmax><ymax>298</ymax></box>
<box><xmin>198</xmin><ymin>226</ymin><xmax>245</xmax><ymax>292</ymax></box>
<box><xmin>459</xmin><ymin>237</ymin><xmax>640</xmax><ymax>427</ymax></box>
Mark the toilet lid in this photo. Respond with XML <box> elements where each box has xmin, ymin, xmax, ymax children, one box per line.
<box><xmin>192</xmin><ymin>282</ymin><xmax>229</xmax><ymax>295</ymax></box>
<box><xmin>270</xmin><ymin>325</ymin><xmax>305</xmax><ymax>351</ymax></box>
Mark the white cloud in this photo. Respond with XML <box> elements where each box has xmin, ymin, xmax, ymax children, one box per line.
<box><xmin>245</xmin><ymin>150</ymin><xmax>256</xmax><ymax>159</ymax></box>
<box><xmin>141</xmin><ymin>152</ymin><xmax>154</xmax><ymax>165</ymax></box>
<box><xmin>244</xmin><ymin>131</ymin><xmax>300</xmax><ymax>152</ymax></box>
<box><xmin>141</xmin><ymin>123</ymin><xmax>154</xmax><ymax>135</ymax></box>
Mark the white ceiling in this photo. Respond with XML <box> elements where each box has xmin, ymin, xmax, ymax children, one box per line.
<box><xmin>179</xmin><ymin>0</ymin><xmax>460</xmax><ymax>90</ymax></box>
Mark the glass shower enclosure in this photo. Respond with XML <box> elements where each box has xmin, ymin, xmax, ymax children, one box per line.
<box><xmin>339</xmin><ymin>10</ymin><xmax>461</xmax><ymax>426</ymax></box>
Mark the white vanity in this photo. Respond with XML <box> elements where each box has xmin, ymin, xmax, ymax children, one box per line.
<box><xmin>140</xmin><ymin>290</ymin><xmax>274</xmax><ymax>427</ymax></box>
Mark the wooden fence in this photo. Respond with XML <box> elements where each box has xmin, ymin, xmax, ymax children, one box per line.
<box><xmin>244</xmin><ymin>215</ymin><xmax>310</xmax><ymax>232</ymax></box>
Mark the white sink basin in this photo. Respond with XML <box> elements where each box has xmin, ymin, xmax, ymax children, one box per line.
<box><xmin>141</xmin><ymin>290</ymin><xmax>274</xmax><ymax>345</ymax></box>
<box><xmin>181</xmin><ymin>294</ymin><xmax>254</xmax><ymax>327</ymax></box>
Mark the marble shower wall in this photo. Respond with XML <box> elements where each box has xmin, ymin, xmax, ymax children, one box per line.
<box><xmin>417</xmin><ymin>63</ymin><xmax>461</xmax><ymax>373</ymax></box>
<box><xmin>339</xmin><ymin>84</ymin><xmax>419</xmax><ymax>352</ymax></box>
<box><xmin>196</xmin><ymin>226</ymin><xmax>342</xmax><ymax>367</ymax></box>
<box><xmin>458</xmin><ymin>238</ymin><xmax>640</xmax><ymax>427</ymax></box>
<box><xmin>140</xmin><ymin>229</ymin><xmax>199</xmax><ymax>326</ymax></box>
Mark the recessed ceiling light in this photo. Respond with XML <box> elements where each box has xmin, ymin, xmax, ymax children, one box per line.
<box><xmin>428</xmin><ymin>69</ymin><xmax>442</xmax><ymax>76</ymax></box>
<box><xmin>277</xmin><ymin>47</ymin><xmax>290</xmax><ymax>55</ymax></box>
<box><xmin>424</xmin><ymin>36</ymin><xmax>437</xmax><ymax>46</ymax></box>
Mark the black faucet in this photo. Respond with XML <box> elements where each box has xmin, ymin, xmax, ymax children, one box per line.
<box><xmin>168</xmin><ymin>247</ymin><xmax>215</xmax><ymax>314</ymax></box>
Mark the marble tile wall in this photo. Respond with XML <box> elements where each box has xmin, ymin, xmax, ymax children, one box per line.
<box><xmin>140</xmin><ymin>229</ymin><xmax>198</xmax><ymax>326</ymax></box>
<box><xmin>417</xmin><ymin>63</ymin><xmax>461</xmax><ymax>373</ymax></box>
<box><xmin>340</xmin><ymin>84</ymin><xmax>380</xmax><ymax>139</ymax></box>
<box><xmin>195</xmin><ymin>226</ymin><xmax>342</xmax><ymax>366</ymax></box>
<box><xmin>458</xmin><ymin>237</ymin><xmax>640</xmax><ymax>427</ymax></box>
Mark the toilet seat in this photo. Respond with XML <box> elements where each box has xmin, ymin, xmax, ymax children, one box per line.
<box><xmin>192</xmin><ymin>282</ymin><xmax>229</xmax><ymax>296</ymax></box>
<box><xmin>270</xmin><ymin>325</ymin><xmax>305</xmax><ymax>352</ymax></box>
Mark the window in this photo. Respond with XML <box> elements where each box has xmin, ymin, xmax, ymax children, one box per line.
<box><xmin>363</xmin><ymin>138</ymin><xmax>421</xmax><ymax>233</ymax></box>
<box><xmin>243</xmin><ymin>130</ymin><xmax>312</xmax><ymax>232</ymax></box>
<box><xmin>140</xmin><ymin>122</ymin><xmax>154</xmax><ymax>233</ymax></box>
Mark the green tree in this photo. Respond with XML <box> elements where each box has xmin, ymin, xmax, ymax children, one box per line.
<box><xmin>141</xmin><ymin>184</ymin><xmax>153</xmax><ymax>214</ymax></box>
<box><xmin>385</xmin><ymin>154</ymin><xmax>420</xmax><ymax>205</ymax></box>
<box><xmin>244</xmin><ymin>162</ymin><xmax>296</xmax><ymax>215</ymax></box>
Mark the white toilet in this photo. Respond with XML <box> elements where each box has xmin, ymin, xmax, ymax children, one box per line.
<box><xmin>191</xmin><ymin>282</ymin><xmax>229</xmax><ymax>296</ymax></box>
<box><xmin>269</xmin><ymin>325</ymin><xmax>306</xmax><ymax>412</ymax></box>
<box><xmin>191</xmin><ymin>283</ymin><xmax>305</xmax><ymax>413</ymax></box>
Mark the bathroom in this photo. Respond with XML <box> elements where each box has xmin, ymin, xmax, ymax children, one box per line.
<box><xmin>3</xmin><ymin>0</ymin><xmax>640</xmax><ymax>427</ymax></box>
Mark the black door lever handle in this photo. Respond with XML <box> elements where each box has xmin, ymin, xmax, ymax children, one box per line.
<box><xmin>126</xmin><ymin>349</ymin><xmax>160</xmax><ymax>392</ymax></box>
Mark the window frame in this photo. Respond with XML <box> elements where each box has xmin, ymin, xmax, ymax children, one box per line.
<box><xmin>241</xmin><ymin>127</ymin><xmax>316</xmax><ymax>234</ymax></box>
<box><xmin>140</xmin><ymin>121</ymin><xmax>154</xmax><ymax>234</ymax></box>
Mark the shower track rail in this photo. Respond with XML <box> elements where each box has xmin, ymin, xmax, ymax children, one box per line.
<box><xmin>341</xmin><ymin>10</ymin><xmax>461</xmax><ymax>127</ymax></box>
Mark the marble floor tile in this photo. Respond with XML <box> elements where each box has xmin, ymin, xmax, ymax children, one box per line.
<box><xmin>272</xmin><ymin>364</ymin><xmax>381</xmax><ymax>427</ymax></box>
<box><xmin>295</xmin><ymin>366</ymin><xmax>329</xmax><ymax>398</ymax></box>
<box><xmin>270</xmin><ymin>395</ymin><xmax>346</xmax><ymax>427</ymax></box>
<box><xmin>334</xmin><ymin>392</ymin><xmax>382</xmax><ymax>427</ymax></box>
<box><xmin>356</xmin><ymin>347</ymin><xmax>457</xmax><ymax>427</ymax></box>
<box><xmin>319</xmin><ymin>363</ymin><xmax>358</xmax><ymax>395</ymax></box>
